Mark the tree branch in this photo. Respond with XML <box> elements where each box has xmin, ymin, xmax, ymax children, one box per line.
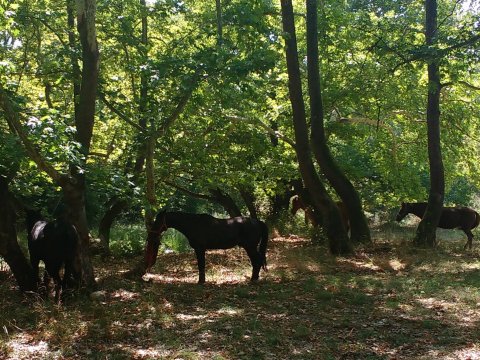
<box><xmin>163</xmin><ymin>180</ymin><xmax>214</xmax><ymax>202</ymax></box>
<box><xmin>98</xmin><ymin>92</ymin><xmax>145</xmax><ymax>132</ymax></box>
<box><xmin>0</xmin><ymin>86</ymin><xmax>68</xmax><ymax>186</ymax></box>
<box><xmin>226</xmin><ymin>114</ymin><xmax>296</xmax><ymax>149</ymax></box>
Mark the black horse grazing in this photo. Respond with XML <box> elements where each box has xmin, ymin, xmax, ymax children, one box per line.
<box><xmin>396</xmin><ymin>202</ymin><xmax>480</xmax><ymax>249</ymax></box>
<box><xmin>26</xmin><ymin>209</ymin><xmax>80</xmax><ymax>301</ymax></box>
<box><xmin>144</xmin><ymin>211</ymin><xmax>269</xmax><ymax>284</ymax></box>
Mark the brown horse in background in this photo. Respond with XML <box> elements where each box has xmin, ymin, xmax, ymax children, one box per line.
<box><xmin>290</xmin><ymin>195</ymin><xmax>349</xmax><ymax>232</ymax></box>
<box><xmin>396</xmin><ymin>202</ymin><xmax>480</xmax><ymax>249</ymax></box>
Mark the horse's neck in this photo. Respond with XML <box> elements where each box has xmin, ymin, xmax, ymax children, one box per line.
<box><xmin>408</xmin><ymin>203</ymin><xmax>427</xmax><ymax>217</ymax></box>
<box><xmin>165</xmin><ymin>212</ymin><xmax>192</xmax><ymax>233</ymax></box>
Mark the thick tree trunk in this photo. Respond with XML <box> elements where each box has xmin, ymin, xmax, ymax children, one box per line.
<box><xmin>0</xmin><ymin>177</ymin><xmax>37</xmax><ymax>292</ymax></box>
<box><xmin>281</xmin><ymin>0</ymin><xmax>351</xmax><ymax>255</ymax></box>
<box><xmin>62</xmin><ymin>179</ymin><xmax>96</xmax><ymax>289</ymax></box>
<box><xmin>66</xmin><ymin>0</ymin><xmax>100</xmax><ymax>289</ymax></box>
<box><xmin>414</xmin><ymin>0</ymin><xmax>444</xmax><ymax>247</ymax></box>
<box><xmin>75</xmin><ymin>0</ymin><xmax>99</xmax><ymax>155</ymax></box>
<box><xmin>306</xmin><ymin>0</ymin><xmax>370</xmax><ymax>244</ymax></box>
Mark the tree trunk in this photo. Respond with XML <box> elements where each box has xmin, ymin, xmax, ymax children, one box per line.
<box><xmin>0</xmin><ymin>177</ymin><xmax>37</xmax><ymax>292</ymax></box>
<box><xmin>292</xmin><ymin>181</ymin><xmax>322</xmax><ymax>226</ymax></box>
<box><xmin>280</xmin><ymin>0</ymin><xmax>351</xmax><ymax>255</ymax></box>
<box><xmin>239</xmin><ymin>187</ymin><xmax>258</xmax><ymax>219</ymax></box>
<box><xmin>68</xmin><ymin>0</ymin><xmax>100</xmax><ymax>289</ymax></box>
<box><xmin>306</xmin><ymin>0</ymin><xmax>370</xmax><ymax>244</ymax></box>
<box><xmin>209</xmin><ymin>188</ymin><xmax>242</xmax><ymax>217</ymax></box>
<box><xmin>414</xmin><ymin>0</ymin><xmax>444</xmax><ymax>247</ymax></box>
<box><xmin>66</xmin><ymin>0</ymin><xmax>81</xmax><ymax>121</ymax></box>
<box><xmin>215</xmin><ymin>0</ymin><xmax>223</xmax><ymax>46</ymax></box>
<box><xmin>62</xmin><ymin>178</ymin><xmax>96</xmax><ymax>289</ymax></box>
<box><xmin>98</xmin><ymin>198</ymin><xmax>128</xmax><ymax>255</ymax></box>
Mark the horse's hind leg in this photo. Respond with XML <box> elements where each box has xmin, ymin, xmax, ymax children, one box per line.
<box><xmin>245</xmin><ymin>247</ymin><xmax>262</xmax><ymax>282</ymax></box>
<box><xmin>194</xmin><ymin>248</ymin><xmax>206</xmax><ymax>284</ymax></box>
<box><xmin>51</xmin><ymin>272</ymin><xmax>63</xmax><ymax>304</ymax></box>
<box><xmin>30</xmin><ymin>257</ymin><xmax>41</xmax><ymax>289</ymax></box>
<box><xmin>463</xmin><ymin>229</ymin><xmax>474</xmax><ymax>250</ymax></box>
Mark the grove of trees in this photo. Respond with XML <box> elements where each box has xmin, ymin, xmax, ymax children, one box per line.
<box><xmin>0</xmin><ymin>0</ymin><xmax>479</xmax><ymax>292</ymax></box>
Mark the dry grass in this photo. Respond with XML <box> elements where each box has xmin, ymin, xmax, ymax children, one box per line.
<box><xmin>1</xmin><ymin>227</ymin><xmax>480</xmax><ymax>359</ymax></box>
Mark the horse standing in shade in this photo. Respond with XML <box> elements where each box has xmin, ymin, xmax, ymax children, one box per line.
<box><xmin>291</xmin><ymin>195</ymin><xmax>350</xmax><ymax>232</ymax></box>
<box><xmin>396</xmin><ymin>202</ymin><xmax>480</xmax><ymax>249</ymax></box>
<box><xmin>144</xmin><ymin>211</ymin><xmax>269</xmax><ymax>284</ymax></box>
<box><xmin>26</xmin><ymin>209</ymin><xmax>80</xmax><ymax>302</ymax></box>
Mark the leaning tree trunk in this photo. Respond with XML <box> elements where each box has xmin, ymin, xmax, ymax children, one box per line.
<box><xmin>0</xmin><ymin>177</ymin><xmax>37</xmax><ymax>292</ymax></box>
<box><xmin>281</xmin><ymin>0</ymin><xmax>351</xmax><ymax>255</ymax></box>
<box><xmin>209</xmin><ymin>188</ymin><xmax>242</xmax><ymax>217</ymax></box>
<box><xmin>414</xmin><ymin>0</ymin><xmax>444</xmax><ymax>247</ymax></box>
<box><xmin>98</xmin><ymin>197</ymin><xmax>128</xmax><ymax>256</ymax></box>
<box><xmin>306</xmin><ymin>0</ymin><xmax>370</xmax><ymax>244</ymax></box>
<box><xmin>239</xmin><ymin>187</ymin><xmax>258</xmax><ymax>219</ymax></box>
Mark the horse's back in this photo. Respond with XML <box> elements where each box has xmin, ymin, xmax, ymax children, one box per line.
<box><xmin>202</xmin><ymin>216</ymin><xmax>264</xmax><ymax>249</ymax></box>
<box><xmin>438</xmin><ymin>206</ymin><xmax>480</xmax><ymax>230</ymax></box>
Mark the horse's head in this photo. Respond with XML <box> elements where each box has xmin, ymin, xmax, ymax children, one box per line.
<box><xmin>395</xmin><ymin>202</ymin><xmax>409</xmax><ymax>222</ymax></box>
<box><xmin>144</xmin><ymin>211</ymin><xmax>168</xmax><ymax>269</ymax></box>
<box><xmin>291</xmin><ymin>195</ymin><xmax>303</xmax><ymax>215</ymax></box>
<box><xmin>25</xmin><ymin>208</ymin><xmax>44</xmax><ymax>232</ymax></box>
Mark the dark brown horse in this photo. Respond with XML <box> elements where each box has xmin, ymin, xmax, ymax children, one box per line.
<box><xmin>144</xmin><ymin>211</ymin><xmax>269</xmax><ymax>284</ymax></box>
<box><xmin>291</xmin><ymin>195</ymin><xmax>349</xmax><ymax>232</ymax></box>
<box><xmin>396</xmin><ymin>202</ymin><xmax>480</xmax><ymax>249</ymax></box>
<box><xmin>26</xmin><ymin>209</ymin><xmax>80</xmax><ymax>302</ymax></box>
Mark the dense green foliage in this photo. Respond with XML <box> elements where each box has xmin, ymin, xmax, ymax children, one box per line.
<box><xmin>1</xmin><ymin>0</ymin><xmax>479</xmax><ymax>229</ymax></box>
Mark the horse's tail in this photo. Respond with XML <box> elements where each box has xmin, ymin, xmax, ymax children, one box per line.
<box><xmin>473</xmin><ymin>210</ymin><xmax>480</xmax><ymax>230</ymax></box>
<box><xmin>258</xmin><ymin>220</ymin><xmax>269</xmax><ymax>271</ymax></box>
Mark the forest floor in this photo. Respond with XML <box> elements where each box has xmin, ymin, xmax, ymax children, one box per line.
<box><xmin>1</xmin><ymin>225</ymin><xmax>480</xmax><ymax>359</ymax></box>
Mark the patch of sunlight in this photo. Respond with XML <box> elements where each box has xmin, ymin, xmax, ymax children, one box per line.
<box><xmin>217</xmin><ymin>307</ymin><xmax>242</xmax><ymax>316</ymax></box>
<box><xmin>176</xmin><ymin>313</ymin><xmax>207</xmax><ymax>321</ymax></box>
<box><xmin>398</xmin><ymin>303</ymin><xmax>414</xmax><ymax>312</ymax></box>
<box><xmin>461</xmin><ymin>262</ymin><xmax>480</xmax><ymax>271</ymax></box>
<box><xmin>417</xmin><ymin>297</ymin><xmax>457</xmax><ymax>311</ymax></box>
<box><xmin>339</xmin><ymin>258</ymin><xmax>383</xmax><ymax>272</ymax></box>
<box><xmin>212</xmin><ymin>271</ymin><xmax>243</xmax><ymax>284</ymax></box>
<box><xmin>112</xmin><ymin>288</ymin><xmax>139</xmax><ymax>301</ymax></box>
<box><xmin>6</xmin><ymin>334</ymin><xmax>59</xmax><ymax>359</ymax></box>
<box><xmin>389</xmin><ymin>259</ymin><xmax>406</xmax><ymax>271</ymax></box>
<box><xmin>416</xmin><ymin>297</ymin><xmax>480</xmax><ymax>326</ymax></box>
<box><xmin>116</xmin><ymin>344</ymin><xmax>171</xmax><ymax>358</ymax></box>
<box><xmin>134</xmin><ymin>348</ymin><xmax>170</xmax><ymax>358</ymax></box>
<box><xmin>143</xmin><ymin>273</ymin><xmax>196</xmax><ymax>283</ymax></box>
<box><xmin>422</xmin><ymin>344</ymin><xmax>480</xmax><ymax>360</ymax></box>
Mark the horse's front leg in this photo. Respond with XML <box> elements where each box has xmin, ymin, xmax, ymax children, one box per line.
<box><xmin>194</xmin><ymin>248</ymin><xmax>206</xmax><ymax>284</ymax></box>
